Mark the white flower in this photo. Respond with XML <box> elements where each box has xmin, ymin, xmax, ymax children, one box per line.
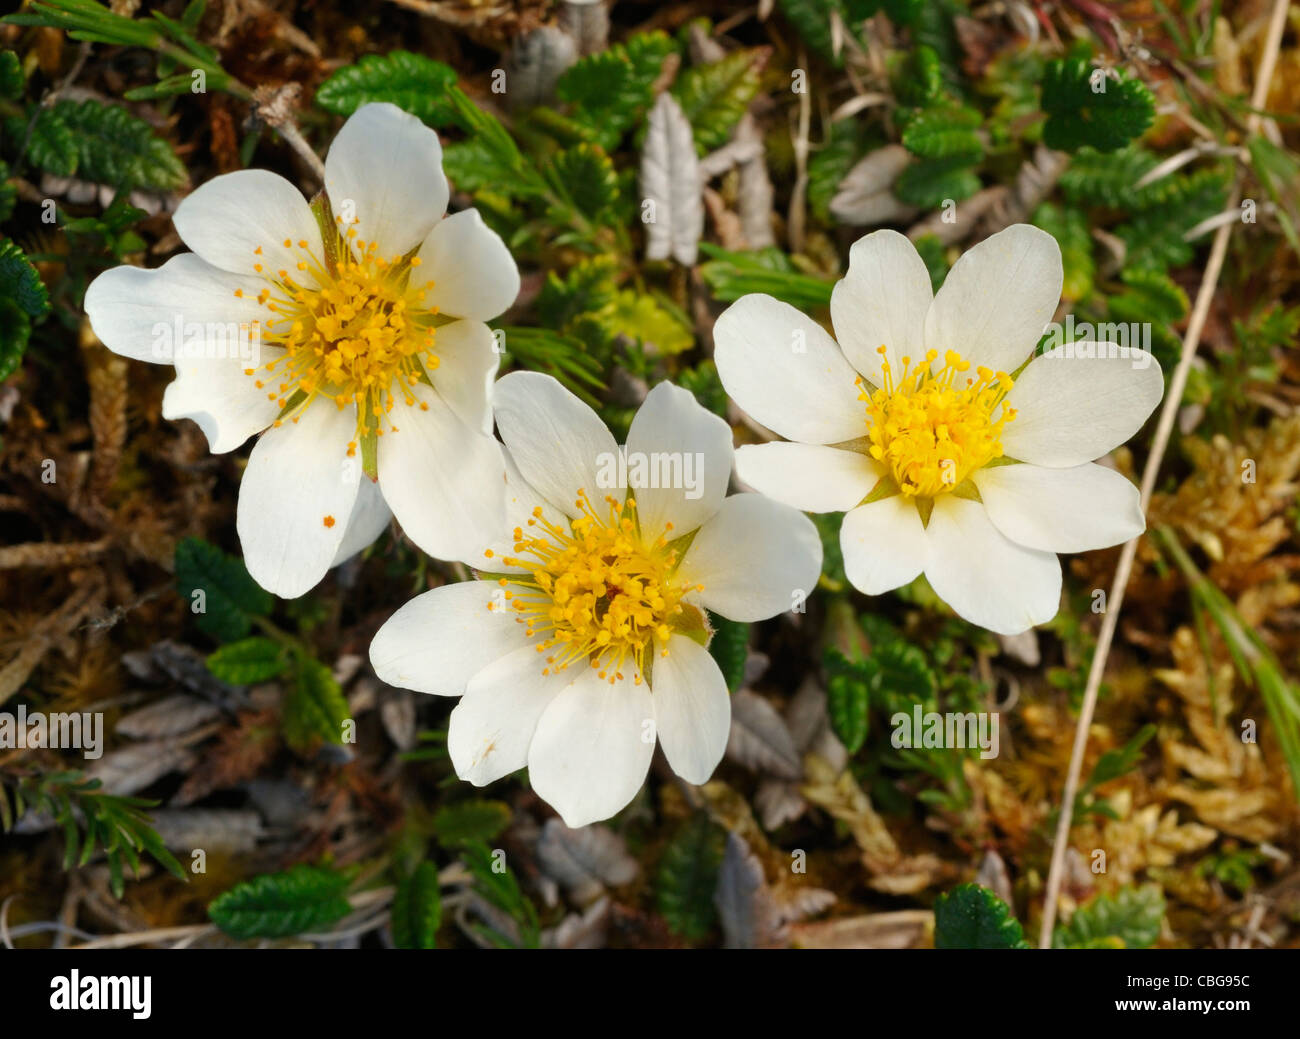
<box><xmin>712</xmin><ymin>224</ymin><xmax>1163</xmax><ymax>635</ymax></box>
<box><xmin>370</xmin><ymin>374</ymin><xmax>822</xmax><ymax>827</ymax></box>
<box><xmin>84</xmin><ymin>103</ymin><xmax>519</xmax><ymax>597</ymax></box>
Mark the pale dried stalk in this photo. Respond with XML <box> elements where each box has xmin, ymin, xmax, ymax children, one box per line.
<box><xmin>1038</xmin><ymin>0</ymin><xmax>1291</xmax><ymax>948</ymax></box>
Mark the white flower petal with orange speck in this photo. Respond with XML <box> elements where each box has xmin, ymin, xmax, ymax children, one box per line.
<box><xmin>236</xmin><ymin>398</ymin><xmax>361</xmax><ymax>598</ymax></box>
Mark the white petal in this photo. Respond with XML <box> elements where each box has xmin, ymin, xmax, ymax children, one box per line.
<box><xmin>528</xmin><ymin>668</ymin><xmax>656</xmax><ymax>827</ymax></box>
<box><xmin>840</xmin><ymin>494</ymin><xmax>926</xmax><ymax>594</ymax></box>
<box><xmin>370</xmin><ymin>580</ymin><xmax>529</xmax><ymax>696</ymax></box>
<box><xmin>652</xmin><ymin>635</ymin><xmax>730</xmax><ymax>785</ymax></box>
<box><xmin>973</xmin><ymin>462</ymin><xmax>1144</xmax><ymax>553</ymax></box>
<box><xmin>923</xmin><ymin>495</ymin><xmax>1061</xmax><ymax>635</ymax></box>
<box><xmin>85</xmin><ymin>253</ymin><xmax>264</xmax><ymax>365</ymax></box>
<box><xmin>414</xmin><ymin>209</ymin><xmax>520</xmax><ymax>322</ymax></box>
<box><xmin>831</xmin><ymin>229</ymin><xmax>933</xmax><ymax>387</ymax></box>
<box><xmin>477</xmin><ymin>447</ymin><xmax>558</xmax><ymax>572</ymax></box>
<box><xmin>492</xmin><ymin>371</ymin><xmax>618</xmax><ymax>519</ymax></box>
<box><xmin>330</xmin><ymin>476</ymin><xmax>391</xmax><ymax>567</ymax></box>
<box><xmin>430</xmin><ymin>319</ymin><xmax>499</xmax><ymax>436</ymax></box>
<box><xmin>378</xmin><ymin>380</ymin><xmax>506</xmax><ymax>564</ymax></box>
<box><xmin>923</xmin><ymin>224</ymin><xmax>1062</xmax><ymax>375</ymax></box>
<box><xmin>713</xmin><ymin>293</ymin><xmax>864</xmax><ymax>444</ymax></box>
<box><xmin>624</xmin><ymin>381</ymin><xmax>732</xmax><ymax>542</ymax></box>
<box><xmin>449</xmin><ymin>645</ymin><xmax>574</xmax><ymax>786</ymax></box>
<box><xmin>677</xmin><ymin>494</ymin><xmax>822</xmax><ymax>622</ymax></box>
<box><xmin>172</xmin><ymin>169</ymin><xmax>322</xmax><ymax>281</ymax></box>
<box><xmin>1000</xmin><ymin>346</ymin><xmax>1164</xmax><ymax>467</ymax></box>
<box><xmin>735</xmin><ymin>442</ymin><xmax>881</xmax><ymax>513</ymax></box>
<box><xmin>325</xmin><ymin>102</ymin><xmax>448</xmax><ymax>259</ymax></box>
<box><xmin>236</xmin><ymin>401</ymin><xmax>360</xmax><ymax>598</ymax></box>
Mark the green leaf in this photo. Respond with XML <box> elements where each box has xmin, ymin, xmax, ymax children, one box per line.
<box><xmin>671</xmin><ymin>47</ymin><xmax>768</xmax><ymax>153</ymax></box>
<box><xmin>893</xmin><ymin>44</ymin><xmax>946</xmax><ymax>109</ymax></box>
<box><xmin>933</xmin><ymin>882</ymin><xmax>1031</xmax><ymax>949</ymax></box>
<box><xmin>656</xmin><ymin>813</ymin><xmax>725</xmax><ymax>940</ymax></box>
<box><xmin>209</xmin><ymin>864</ymin><xmax>352</xmax><ymax>939</ymax></box>
<box><xmin>0</xmin><ymin>160</ymin><xmax>14</xmax><ymax>223</ymax></box>
<box><xmin>557</xmin><ymin>31</ymin><xmax>677</xmax><ymax>150</ymax></box>
<box><xmin>551</xmin><ymin>143</ymin><xmax>619</xmax><ymax>220</ymax></box>
<box><xmin>535</xmin><ymin>255</ymin><xmax>620</xmax><ymax>331</ymax></box>
<box><xmin>706</xmin><ymin>612</ymin><xmax>749</xmax><ymax>693</ymax></box>
<box><xmin>0</xmin><ymin>297</ymin><xmax>29</xmax><ymax>383</ymax></box>
<box><xmin>52</xmin><ymin>99</ymin><xmax>186</xmax><ymax>190</ymax></box>
<box><xmin>1116</xmin><ymin>169</ymin><xmax>1228</xmax><ymax>271</ymax></box>
<box><xmin>11</xmin><ymin>105</ymin><xmax>77</xmax><ymax>176</ymax></box>
<box><xmin>174</xmin><ymin>537</ymin><xmax>273</xmax><ymax>642</ymax></box>
<box><xmin>698</xmin><ymin>244</ymin><xmax>834</xmax><ymax>310</ymax></box>
<box><xmin>1086</xmin><ymin>723</ymin><xmax>1157</xmax><ymax>791</ymax></box>
<box><xmin>0</xmin><ymin>238</ymin><xmax>49</xmax><ymax>320</ymax></box>
<box><xmin>1059</xmin><ymin>146</ymin><xmax>1161</xmax><ymax>209</ymax></box>
<box><xmin>0</xmin><ymin>50</ymin><xmax>23</xmax><ymax>100</ymax></box>
<box><xmin>315</xmin><ymin>50</ymin><xmax>458</xmax><ymax>127</ymax></box>
<box><xmin>1109</xmin><ymin>268</ymin><xmax>1188</xmax><ymax>326</ymax></box>
<box><xmin>826</xmin><ymin>655</ymin><xmax>870</xmax><ymax>754</ymax></box>
<box><xmin>777</xmin><ymin>0</ymin><xmax>847</xmax><ymax>68</ymax></box>
<box><xmin>1041</xmin><ymin>57</ymin><xmax>1155</xmax><ymax>153</ymax></box>
<box><xmin>901</xmin><ymin>106</ymin><xmax>984</xmax><ymax>161</ymax></box>
<box><xmin>206</xmin><ymin>636</ymin><xmax>288</xmax><ymax>685</ymax></box>
<box><xmin>432</xmin><ymin>799</ymin><xmax>511</xmax><ymax>847</ymax></box>
<box><xmin>593</xmin><ymin>289</ymin><xmax>693</xmax><ymax>355</ymax></box>
<box><xmin>282</xmin><ymin>651</ymin><xmax>351</xmax><ymax>753</ymax></box>
<box><xmin>1033</xmin><ymin>202</ymin><xmax>1094</xmax><ymax>302</ymax></box>
<box><xmin>391</xmin><ymin>860</ymin><xmax>442</xmax><ymax>949</ymax></box>
<box><xmin>1054</xmin><ymin>885</ymin><xmax>1165</xmax><ymax>949</ymax></box>
<box><xmin>893</xmin><ymin>155</ymin><xmax>980</xmax><ymax>208</ymax></box>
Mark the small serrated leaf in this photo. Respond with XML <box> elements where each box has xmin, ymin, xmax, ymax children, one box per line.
<box><xmin>432</xmin><ymin>799</ymin><xmax>511</xmax><ymax>847</ymax></box>
<box><xmin>315</xmin><ymin>51</ymin><xmax>458</xmax><ymax>126</ymax></box>
<box><xmin>933</xmin><ymin>882</ymin><xmax>1030</xmax><ymax>949</ymax></box>
<box><xmin>391</xmin><ymin>861</ymin><xmax>442</xmax><ymax>949</ymax></box>
<box><xmin>707</xmin><ymin>613</ymin><xmax>749</xmax><ymax>693</ymax></box>
<box><xmin>206</xmin><ymin>637</ymin><xmax>288</xmax><ymax>685</ymax></box>
<box><xmin>671</xmin><ymin>47</ymin><xmax>769</xmax><ymax>154</ymax></box>
<box><xmin>209</xmin><ymin>864</ymin><xmax>352</xmax><ymax>939</ymax></box>
<box><xmin>282</xmin><ymin>652</ymin><xmax>351</xmax><ymax>753</ymax></box>
<box><xmin>656</xmin><ymin>813</ymin><xmax>725</xmax><ymax>940</ymax></box>
<box><xmin>174</xmin><ymin>537</ymin><xmax>273</xmax><ymax>642</ymax></box>
<box><xmin>1054</xmin><ymin>885</ymin><xmax>1165</xmax><ymax>949</ymax></box>
<box><xmin>1041</xmin><ymin>57</ymin><xmax>1155</xmax><ymax>154</ymax></box>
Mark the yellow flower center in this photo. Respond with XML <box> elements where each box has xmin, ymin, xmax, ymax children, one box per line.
<box><xmin>861</xmin><ymin>347</ymin><xmax>1016</xmax><ymax>498</ymax></box>
<box><xmin>236</xmin><ymin>219</ymin><xmax>439</xmax><ymax>444</ymax></box>
<box><xmin>483</xmin><ymin>491</ymin><xmax>700</xmax><ymax>685</ymax></box>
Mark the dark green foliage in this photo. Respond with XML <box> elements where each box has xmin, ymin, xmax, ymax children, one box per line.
<box><xmin>1041</xmin><ymin>56</ymin><xmax>1155</xmax><ymax>153</ymax></box>
<box><xmin>315</xmin><ymin>50</ymin><xmax>458</xmax><ymax>126</ymax></box>
<box><xmin>934</xmin><ymin>883</ymin><xmax>1031</xmax><ymax>949</ymax></box>
<box><xmin>0</xmin><ymin>771</ymin><xmax>186</xmax><ymax>898</ymax></box>
<box><xmin>672</xmin><ymin>47</ymin><xmax>767</xmax><ymax>153</ymax></box>
<box><xmin>893</xmin><ymin>154</ymin><xmax>981</xmax><ymax>208</ymax></box>
<box><xmin>391</xmin><ymin>861</ymin><xmax>442</xmax><ymax>949</ymax></box>
<box><xmin>707</xmin><ymin>612</ymin><xmax>749</xmax><ymax>692</ymax></box>
<box><xmin>550</xmin><ymin>143</ymin><xmax>619</xmax><ymax>220</ymax></box>
<box><xmin>557</xmin><ymin>31</ymin><xmax>676</xmax><ymax>150</ymax></box>
<box><xmin>698</xmin><ymin>244</ymin><xmax>834</xmax><ymax>309</ymax></box>
<box><xmin>282</xmin><ymin>651</ymin><xmax>351</xmax><ymax>753</ymax></box>
<box><xmin>174</xmin><ymin>537</ymin><xmax>273</xmax><ymax>642</ymax></box>
<box><xmin>14</xmin><ymin>99</ymin><xmax>185</xmax><ymax>190</ymax></box>
<box><xmin>901</xmin><ymin>106</ymin><xmax>984</xmax><ymax>161</ymax></box>
<box><xmin>459</xmin><ymin>841</ymin><xmax>540</xmax><ymax>948</ymax></box>
<box><xmin>432</xmin><ymin>799</ymin><xmax>512</xmax><ymax>846</ymax></box>
<box><xmin>0</xmin><ymin>50</ymin><xmax>24</xmax><ymax>100</ymax></box>
<box><xmin>656</xmin><ymin>813</ymin><xmax>725</xmax><ymax>940</ymax></box>
<box><xmin>209</xmin><ymin>864</ymin><xmax>353</xmax><ymax>939</ymax></box>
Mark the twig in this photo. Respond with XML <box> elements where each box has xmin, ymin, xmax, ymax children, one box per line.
<box><xmin>1037</xmin><ymin>0</ymin><xmax>1292</xmax><ymax>948</ymax></box>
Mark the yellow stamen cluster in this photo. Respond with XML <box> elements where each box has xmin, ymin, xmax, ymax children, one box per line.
<box><xmin>861</xmin><ymin>346</ymin><xmax>1016</xmax><ymax>498</ymax></box>
<box><xmin>483</xmin><ymin>491</ymin><xmax>700</xmax><ymax>685</ymax></box>
<box><xmin>237</xmin><ymin>219</ymin><xmax>439</xmax><ymax>437</ymax></box>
